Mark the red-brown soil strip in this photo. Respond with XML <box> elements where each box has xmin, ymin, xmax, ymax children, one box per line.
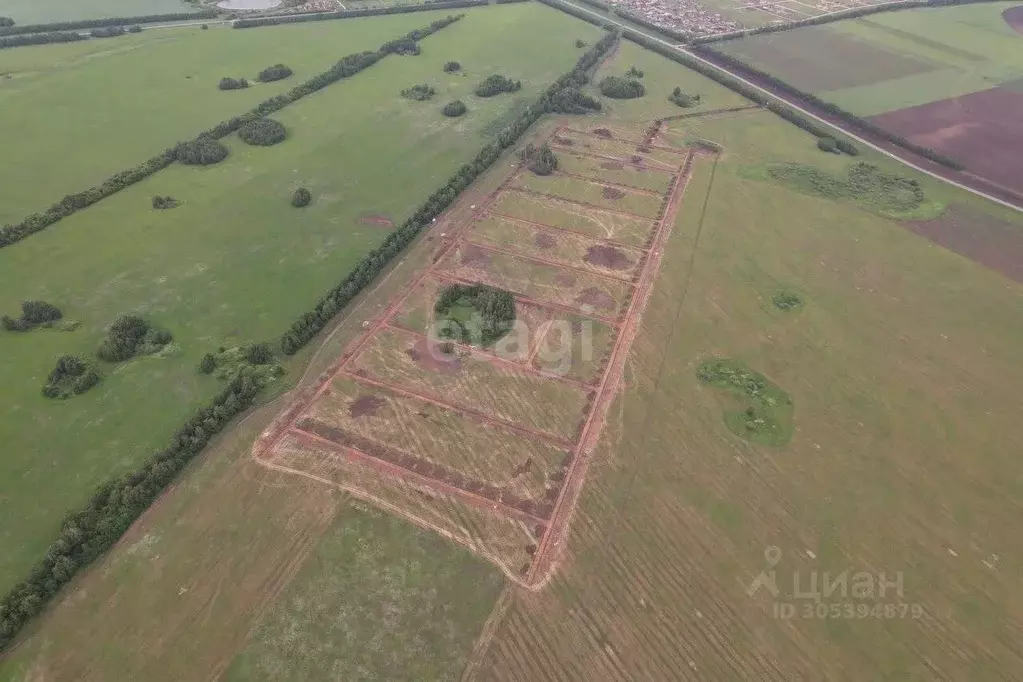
<box><xmin>337</xmin><ymin>368</ymin><xmax>576</xmax><ymax>448</ymax></box>
<box><xmin>290</xmin><ymin>426</ymin><xmax>548</xmax><ymax>524</ymax></box>
<box><xmin>488</xmin><ymin>212</ymin><xmax>654</xmax><ymax>251</ymax></box>
<box><xmin>460</xmin><ymin>243</ymin><xmax>493</xmax><ymax>267</ymax></box>
<box><xmin>903</xmin><ymin>203</ymin><xmax>1023</xmax><ymax>284</ymax></box>
<box><xmin>461</xmin><ymin>240</ymin><xmax>637</xmax><ymax>283</ymax></box>
<box><xmin>583</xmin><ymin>245</ymin><xmax>634</xmax><ymax>271</ymax></box>
<box><xmin>527</xmin><ymin>149</ymin><xmax>699</xmax><ymax>588</ymax></box>
<box><xmin>358</xmin><ymin>214</ymin><xmax>394</xmax><ymax>228</ymax></box>
<box><xmin>385</xmin><ymin>324</ymin><xmax>598</xmax><ymax>391</ymax></box>
<box><xmin>556</xmin><ymin>171</ymin><xmax>663</xmax><ymax>196</ymax></box>
<box><xmin>574</xmin><ymin>287</ymin><xmax>617</xmax><ymax>311</ymax></box>
<box><xmin>349</xmin><ymin>394</ymin><xmax>387</xmax><ymax>418</ymax></box>
<box><xmin>432</xmin><ymin>271</ymin><xmax>622</xmax><ymax>326</ymax></box>
<box><xmin>504</xmin><ymin>187</ymin><xmax>654</xmax><ymax>221</ymax></box>
<box><xmin>600</xmin><ymin>161</ymin><xmax>625</xmax><ymax>170</ymax></box>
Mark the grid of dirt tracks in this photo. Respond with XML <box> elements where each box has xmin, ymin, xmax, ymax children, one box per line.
<box><xmin>255</xmin><ymin>123</ymin><xmax>707</xmax><ymax>587</ymax></box>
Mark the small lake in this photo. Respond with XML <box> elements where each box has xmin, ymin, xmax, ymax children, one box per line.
<box><xmin>217</xmin><ymin>0</ymin><xmax>283</xmax><ymax>9</ymax></box>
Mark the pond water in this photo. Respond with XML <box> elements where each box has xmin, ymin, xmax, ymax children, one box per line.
<box><xmin>217</xmin><ymin>0</ymin><xmax>283</xmax><ymax>9</ymax></box>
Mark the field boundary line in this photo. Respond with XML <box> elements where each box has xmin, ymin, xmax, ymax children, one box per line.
<box><xmin>487</xmin><ymin>212</ymin><xmax>650</xmax><ymax>251</ymax></box>
<box><xmin>460</xmin><ymin>587</ymin><xmax>514</xmax><ymax>681</ymax></box>
<box><xmin>560</xmin><ymin>126</ymin><xmax>690</xmax><ymax>156</ymax></box>
<box><xmin>549</xmin><ymin>144</ymin><xmax>678</xmax><ymax>171</ymax></box>
<box><xmin>554</xmin><ymin>171</ymin><xmax>665</xmax><ymax>196</ymax></box>
<box><xmin>461</xmin><ymin>240</ymin><xmax>639</xmax><ymax>284</ymax></box>
<box><xmin>503</xmin><ymin>187</ymin><xmax>658</xmax><ymax>221</ymax></box>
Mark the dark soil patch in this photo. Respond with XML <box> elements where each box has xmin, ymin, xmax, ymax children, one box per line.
<box><xmin>358</xmin><ymin>214</ymin><xmax>394</xmax><ymax>228</ymax></box>
<box><xmin>552</xmin><ymin>136</ymin><xmax>573</xmax><ymax>146</ymax></box>
<box><xmin>584</xmin><ymin>245</ymin><xmax>633</xmax><ymax>270</ymax></box>
<box><xmin>602</xmin><ymin>186</ymin><xmax>626</xmax><ymax>201</ymax></box>
<box><xmin>637</xmin><ymin>145</ymin><xmax>651</xmax><ymax>153</ymax></box>
<box><xmin>349</xmin><ymin>394</ymin><xmax>387</xmax><ymax>418</ymax></box>
<box><xmin>554</xmin><ymin>271</ymin><xmax>577</xmax><ymax>287</ymax></box>
<box><xmin>575</xmin><ymin>287</ymin><xmax>616</xmax><ymax>310</ymax></box>
<box><xmin>600</xmin><ymin>162</ymin><xmax>625</xmax><ymax>170</ymax></box>
<box><xmin>593</xmin><ymin>128</ymin><xmax>613</xmax><ymax>138</ymax></box>
<box><xmin>904</xmin><ymin>204</ymin><xmax>1023</xmax><ymax>284</ymax></box>
<box><xmin>869</xmin><ymin>86</ymin><xmax>1023</xmax><ymax>194</ymax></box>
<box><xmin>461</xmin><ymin>244</ymin><xmax>492</xmax><ymax>267</ymax></box>
<box><xmin>1002</xmin><ymin>5</ymin><xmax>1023</xmax><ymax>33</ymax></box>
<box><xmin>534</xmin><ymin>232</ymin><xmax>557</xmax><ymax>249</ymax></box>
<box><xmin>406</xmin><ymin>338</ymin><xmax>462</xmax><ymax>374</ymax></box>
<box><xmin>630</xmin><ymin>155</ymin><xmax>644</xmax><ymax>166</ymax></box>
<box><xmin>511</xmin><ymin>457</ymin><xmax>533</xmax><ymax>478</ymax></box>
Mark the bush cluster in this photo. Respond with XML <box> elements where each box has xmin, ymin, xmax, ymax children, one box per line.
<box><xmin>42</xmin><ymin>355</ymin><xmax>101</xmax><ymax>399</ymax></box>
<box><xmin>218</xmin><ymin>77</ymin><xmax>249</xmax><ymax>91</ymax></box>
<box><xmin>238</xmin><ymin>118</ymin><xmax>287</xmax><ymax>146</ymax></box>
<box><xmin>0</xmin><ymin>17</ymin><xmax>13</xmax><ymax>27</ymax></box>
<box><xmin>128</xmin><ymin>25</ymin><xmax>142</xmax><ymax>34</ymax></box>
<box><xmin>175</xmin><ymin>135</ymin><xmax>229</xmax><ymax>165</ymax></box>
<box><xmin>151</xmin><ymin>195</ymin><xmax>177</xmax><ymax>209</ymax></box>
<box><xmin>772</xmin><ymin>291</ymin><xmax>802</xmax><ymax>310</ymax></box>
<box><xmin>599</xmin><ymin>75</ymin><xmax>644</xmax><ymax>99</ymax></box>
<box><xmin>292</xmin><ymin>187</ymin><xmax>312</xmax><ymax>207</ymax></box>
<box><xmin>90</xmin><ymin>26</ymin><xmax>126</xmax><ymax>38</ymax></box>
<box><xmin>548</xmin><ymin>87</ymin><xmax>601</xmax><ymax>114</ymax></box>
<box><xmin>1</xmin><ymin>16</ymin><xmax>463</xmax><ymax>250</ymax></box>
<box><xmin>401</xmin><ymin>83</ymin><xmax>436</xmax><ymax>101</ymax></box>
<box><xmin>381</xmin><ymin>37</ymin><xmax>420</xmax><ymax>56</ymax></box>
<box><xmin>442</xmin><ymin>99</ymin><xmax>467</xmax><ymax>117</ymax></box>
<box><xmin>434</xmin><ymin>283</ymin><xmax>516</xmax><ymax>347</ymax></box>
<box><xmin>475</xmin><ymin>74</ymin><xmax>521</xmax><ymax>97</ymax></box>
<box><xmin>669</xmin><ymin>86</ymin><xmax>700</xmax><ymax>108</ymax></box>
<box><xmin>443</xmin><ymin>60</ymin><xmax>461</xmax><ymax>72</ymax></box>
<box><xmin>0</xmin><ymin>10</ymin><xmax>217</xmax><ymax>37</ymax></box>
<box><xmin>521</xmin><ymin>143</ymin><xmax>558</xmax><ymax>176</ymax></box>
<box><xmin>96</xmin><ymin>315</ymin><xmax>172</xmax><ymax>362</ymax></box>
<box><xmin>276</xmin><ymin>30</ymin><xmax>619</xmax><ymax>356</ymax></box>
<box><xmin>257</xmin><ymin>63</ymin><xmax>293</xmax><ymax>83</ymax></box>
<box><xmin>626</xmin><ymin>66</ymin><xmax>644</xmax><ymax>78</ymax></box>
<box><xmin>575</xmin><ymin>38</ymin><xmax>586</xmax><ymax>48</ymax></box>
<box><xmin>817</xmin><ymin>136</ymin><xmax>839</xmax><ymax>153</ymax></box>
<box><xmin>2</xmin><ymin>301</ymin><xmax>62</xmax><ymax>332</ymax></box>
<box><xmin>233</xmin><ymin>0</ymin><xmax>483</xmax><ymax>28</ymax></box>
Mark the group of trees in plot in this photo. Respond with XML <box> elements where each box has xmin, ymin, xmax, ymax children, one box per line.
<box><xmin>151</xmin><ymin>195</ymin><xmax>177</xmax><ymax>210</ymax></box>
<box><xmin>401</xmin><ymin>83</ymin><xmax>435</xmax><ymax>100</ymax></box>
<box><xmin>257</xmin><ymin>63</ymin><xmax>293</xmax><ymax>83</ymax></box>
<box><xmin>199</xmin><ymin>342</ymin><xmax>281</xmax><ymax>379</ymax></box>
<box><xmin>42</xmin><ymin>355</ymin><xmax>101</xmax><ymax>399</ymax></box>
<box><xmin>442</xmin><ymin>99</ymin><xmax>467</xmax><ymax>117</ymax></box>
<box><xmin>292</xmin><ymin>187</ymin><xmax>312</xmax><ymax>207</ymax></box>
<box><xmin>97</xmin><ymin>315</ymin><xmax>172</xmax><ymax>362</ymax></box>
<box><xmin>520</xmin><ymin>143</ymin><xmax>558</xmax><ymax>176</ymax></box>
<box><xmin>175</xmin><ymin>135</ymin><xmax>228</xmax><ymax>165</ymax></box>
<box><xmin>0</xmin><ymin>16</ymin><xmax>464</xmax><ymax>252</ymax></box>
<box><xmin>599</xmin><ymin>75</ymin><xmax>645</xmax><ymax>99</ymax></box>
<box><xmin>443</xmin><ymin>60</ymin><xmax>461</xmax><ymax>72</ymax></box>
<box><xmin>238</xmin><ymin>118</ymin><xmax>287</xmax><ymax>146</ymax></box>
<box><xmin>475</xmin><ymin>74</ymin><xmax>521</xmax><ymax>97</ymax></box>
<box><xmin>626</xmin><ymin>65</ymin><xmax>644</xmax><ymax>78</ymax></box>
<box><xmin>218</xmin><ymin>77</ymin><xmax>249</xmax><ymax>91</ymax></box>
<box><xmin>434</xmin><ymin>283</ymin><xmax>516</xmax><ymax>347</ymax></box>
<box><xmin>2</xmin><ymin>301</ymin><xmax>62</xmax><ymax>332</ymax></box>
<box><xmin>669</xmin><ymin>86</ymin><xmax>700</xmax><ymax>108</ymax></box>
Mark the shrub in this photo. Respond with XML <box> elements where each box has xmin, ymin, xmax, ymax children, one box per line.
<box><xmin>443</xmin><ymin>60</ymin><xmax>461</xmax><ymax>72</ymax></box>
<box><xmin>626</xmin><ymin>65</ymin><xmax>644</xmax><ymax>78</ymax></box>
<box><xmin>245</xmin><ymin>342</ymin><xmax>275</xmax><ymax>365</ymax></box>
<box><xmin>43</xmin><ymin>355</ymin><xmax>101</xmax><ymax>399</ymax></box>
<box><xmin>175</xmin><ymin>136</ymin><xmax>228</xmax><ymax>166</ymax></box>
<box><xmin>201</xmin><ymin>24</ymin><xmax>208</xmax><ymax>30</ymax></box>
<box><xmin>434</xmin><ymin>283</ymin><xmax>516</xmax><ymax>347</ymax></box>
<box><xmin>475</xmin><ymin>74</ymin><xmax>521</xmax><ymax>97</ymax></box>
<box><xmin>199</xmin><ymin>353</ymin><xmax>217</xmax><ymax>374</ymax></box>
<box><xmin>292</xmin><ymin>187</ymin><xmax>312</xmax><ymax>207</ymax></box>
<box><xmin>575</xmin><ymin>38</ymin><xmax>586</xmax><ymax>48</ymax></box>
<box><xmin>2</xmin><ymin>301</ymin><xmax>63</xmax><ymax>332</ymax></box>
<box><xmin>548</xmin><ymin>86</ymin><xmax>601</xmax><ymax>114</ymax></box>
<box><xmin>599</xmin><ymin>76</ymin><xmax>644</xmax><ymax>99</ymax></box>
<box><xmin>97</xmin><ymin>315</ymin><xmax>172</xmax><ymax>362</ymax></box>
<box><xmin>817</xmin><ymin>136</ymin><xmax>839</xmax><ymax>153</ymax></box>
<box><xmin>669</xmin><ymin>86</ymin><xmax>700</xmax><ymax>108</ymax></box>
<box><xmin>238</xmin><ymin>118</ymin><xmax>287</xmax><ymax>146</ymax></box>
<box><xmin>442</xmin><ymin>99</ymin><xmax>467</xmax><ymax>117</ymax></box>
<box><xmin>401</xmin><ymin>83</ymin><xmax>436</xmax><ymax>101</ymax></box>
<box><xmin>256</xmin><ymin>63</ymin><xmax>293</xmax><ymax>83</ymax></box>
<box><xmin>521</xmin><ymin>143</ymin><xmax>558</xmax><ymax>176</ymax></box>
<box><xmin>151</xmin><ymin>195</ymin><xmax>177</xmax><ymax>209</ymax></box>
<box><xmin>772</xmin><ymin>291</ymin><xmax>802</xmax><ymax>310</ymax></box>
<box><xmin>218</xmin><ymin>77</ymin><xmax>249</xmax><ymax>91</ymax></box>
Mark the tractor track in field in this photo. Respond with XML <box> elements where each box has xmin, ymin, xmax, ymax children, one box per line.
<box><xmin>548</xmin><ymin>142</ymin><xmax>679</xmax><ymax>172</ymax></box>
<box><xmin>461</xmin><ymin>240</ymin><xmax>639</xmax><ymax>284</ymax></box>
<box><xmin>503</xmin><ymin>187</ymin><xmax>658</xmax><ymax>221</ymax></box>
<box><xmin>486</xmin><ymin>212</ymin><xmax>652</xmax><ymax>250</ymax></box>
<box><xmin>526</xmin><ymin>149</ymin><xmax>698</xmax><ymax>587</ymax></box>
<box><xmin>554</xmin><ymin>171</ymin><xmax>665</xmax><ymax>197</ymax></box>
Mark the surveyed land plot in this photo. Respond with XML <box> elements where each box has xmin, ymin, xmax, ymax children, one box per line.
<box><xmin>556</xmin><ymin>149</ymin><xmax>675</xmax><ymax>193</ymax></box>
<box><xmin>257</xmin><ymin>121</ymin><xmax>700</xmax><ymax>586</ymax></box>
<box><xmin>512</xmin><ymin>173</ymin><xmax>665</xmax><ymax>219</ymax></box>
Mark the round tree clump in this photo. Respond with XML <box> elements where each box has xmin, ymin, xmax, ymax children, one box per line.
<box><xmin>218</xmin><ymin>77</ymin><xmax>249</xmax><ymax>91</ymax></box>
<box><xmin>442</xmin><ymin>100</ymin><xmax>467</xmax><ymax>117</ymax></box>
<box><xmin>257</xmin><ymin>63</ymin><xmax>292</xmax><ymax>83</ymax></box>
<box><xmin>443</xmin><ymin>61</ymin><xmax>461</xmax><ymax>73</ymax></box>
<box><xmin>176</xmin><ymin>135</ymin><xmax>228</xmax><ymax>165</ymax></box>
<box><xmin>772</xmin><ymin>291</ymin><xmax>802</xmax><ymax>311</ymax></box>
<box><xmin>433</xmin><ymin>283</ymin><xmax>515</xmax><ymax>347</ymax></box>
<box><xmin>238</xmin><ymin>118</ymin><xmax>287</xmax><ymax>146</ymax></box>
<box><xmin>599</xmin><ymin>76</ymin><xmax>645</xmax><ymax>100</ymax></box>
<box><xmin>292</xmin><ymin>187</ymin><xmax>311</xmax><ymax>208</ymax></box>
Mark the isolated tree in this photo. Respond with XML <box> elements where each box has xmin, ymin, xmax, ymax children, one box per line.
<box><xmin>151</xmin><ymin>195</ymin><xmax>177</xmax><ymax>209</ymax></box>
<box><xmin>256</xmin><ymin>63</ymin><xmax>293</xmax><ymax>83</ymax></box>
<box><xmin>442</xmin><ymin>100</ymin><xmax>467</xmax><ymax>117</ymax></box>
<box><xmin>443</xmin><ymin>61</ymin><xmax>461</xmax><ymax>72</ymax></box>
<box><xmin>201</xmin><ymin>24</ymin><xmax>208</xmax><ymax>30</ymax></box>
<box><xmin>218</xmin><ymin>77</ymin><xmax>249</xmax><ymax>91</ymax></box>
<box><xmin>626</xmin><ymin>66</ymin><xmax>644</xmax><ymax>78</ymax></box>
<box><xmin>0</xmin><ymin>17</ymin><xmax>15</xmax><ymax>27</ymax></box>
<box><xmin>238</xmin><ymin>118</ymin><xmax>287</xmax><ymax>146</ymax></box>
<box><xmin>668</xmin><ymin>87</ymin><xmax>699</xmax><ymax>108</ymax></box>
<box><xmin>599</xmin><ymin>76</ymin><xmax>644</xmax><ymax>99</ymax></box>
<box><xmin>474</xmin><ymin>74</ymin><xmax>521</xmax><ymax>97</ymax></box>
<box><xmin>291</xmin><ymin>187</ymin><xmax>311</xmax><ymax>207</ymax></box>
<box><xmin>199</xmin><ymin>353</ymin><xmax>217</xmax><ymax>374</ymax></box>
<box><xmin>575</xmin><ymin>38</ymin><xmax>586</xmax><ymax>48</ymax></box>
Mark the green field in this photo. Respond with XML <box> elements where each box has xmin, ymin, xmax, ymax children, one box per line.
<box><xmin>0</xmin><ymin>0</ymin><xmax>195</xmax><ymax>25</ymax></box>
<box><xmin>0</xmin><ymin>2</ymin><xmax>600</xmax><ymax>594</ymax></box>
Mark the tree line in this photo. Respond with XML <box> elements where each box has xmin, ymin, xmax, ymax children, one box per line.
<box><xmin>0</xmin><ymin>15</ymin><xmax>464</xmax><ymax>249</ymax></box>
<box><xmin>233</xmin><ymin>0</ymin><xmax>485</xmax><ymax>29</ymax></box>
<box><xmin>0</xmin><ymin>10</ymin><xmax>217</xmax><ymax>36</ymax></box>
<box><xmin>0</xmin><ymin>31</ymin><xmax>85</xmax><ymax>49</ymax></box>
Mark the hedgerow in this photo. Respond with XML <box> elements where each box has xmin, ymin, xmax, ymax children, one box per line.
<box><xmin>0</xmin><ymin>10</ymin><xmax>218</xmax><ymax>37</ymax></box>
<box><xmin>233</xmin><ymin>0</ymin><xmax>484</xmax><ymax>28</ymax></box>
<box><xmin>442</xmin><ymin>99</ymin><xmax>468</xmax><ymax>117</ymax></box>
<box><xmin>475</xmin><ymin>74</ymin><xmax>521</xmax><ymax>97</ymax></box>
<box><xmin>0</xmin><ymin>31</ymin><xmax>84</xmax><ymax>49</ymax></box>
<box><xmin>0</xmin><ymin>15</ymin><xmax>464</xmax><ymax>249</ymax></box>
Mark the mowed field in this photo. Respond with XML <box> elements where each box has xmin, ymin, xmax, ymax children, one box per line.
<box><xmin>714</xmin><ymin>1</ymin><xmax>1023</xmax><ymax>194</ymax></box>
<box><xmin>0</xmin><ymin>0</ymin><xmax>194</xmax><ymax>24</ymax></box>
<box><xmin>0</xmin><ymin>3</ymin><xmax>601</xmax><ymax>595</ymax></box>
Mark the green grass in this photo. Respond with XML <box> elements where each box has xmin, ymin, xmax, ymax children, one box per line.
<box><xmin>696</xmin><ymin>357</ymin><xmax>794</xmax><ymax>446</ymax></box>
<box><xmin>223</xmin><ymin>503</ymin><xmax>505</xmax><ymax>682</ymax></box>
<box><xmin>0</xmin><ymin>0</ymin><xmax>194</xmax><ymax>24</ymax></box>
<box><xmin>0</xmin><ymin>2</ymin><xmax>601</xmax><ymax>594</ymax></box>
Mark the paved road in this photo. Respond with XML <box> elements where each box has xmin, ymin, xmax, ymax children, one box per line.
<box><xmin>555</xmin><ymin>0</ymin><xmax>1023</xmax><ymax>213</ymax></box>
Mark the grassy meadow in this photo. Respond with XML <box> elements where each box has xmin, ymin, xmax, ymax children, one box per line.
<box><xmin>0</xmin><ymin>0</ymin><xmax>195</xmax><ymax>25</ymax></box>
<box><xmin>0</xmin><ymin>2</ymin><xmax>600</xmax><ymax>594</ymax></box>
